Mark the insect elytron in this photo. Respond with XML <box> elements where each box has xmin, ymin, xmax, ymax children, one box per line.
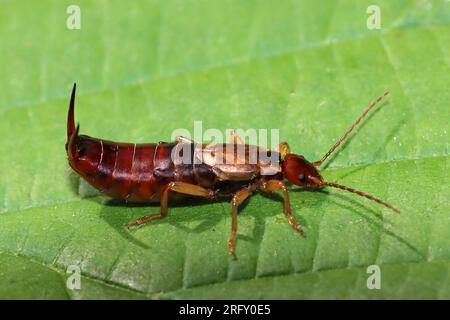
<box><xmin>66</xmin><ymin>84</ymin><xmax>399</xmax><ymax>256</ymax></box>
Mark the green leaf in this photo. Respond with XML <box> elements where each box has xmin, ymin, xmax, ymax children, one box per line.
<box><xmin>0</xmin><ymin>0</ymin><xmax>449</xmax><ymax>299</ymax></box>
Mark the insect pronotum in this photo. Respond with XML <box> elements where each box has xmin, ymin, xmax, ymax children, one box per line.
<box><xmin>66</xmin><ymin>84</ymin><xmax>399</xmax><ymax>256</ymax></box>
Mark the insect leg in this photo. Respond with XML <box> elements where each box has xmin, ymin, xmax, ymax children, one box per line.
<box><xmin>229</xmin><ymin>187</ymin><xmax>252</xmax><ymax>256</ymax></box>
<box><xmin>230</xmin><ymin>130</ymin><xmax>243</xmax><ymax>144</ymax></box>
<box><xmin>126</xmin><ymin>182</ymin><xmax>213</xmax><ymax>227</ymax></box>
<box><xmin>176</xmin><ymin>136</ymin><xmax>196</xmax><ymax>144</ymax></box>
<box><xmin>259</xmin><ymin>180</ymin><xmax>304</xmax><ymax>235</ymax></box>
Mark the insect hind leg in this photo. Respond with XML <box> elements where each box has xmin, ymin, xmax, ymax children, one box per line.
<box><xmin>126</xmin><ymin>182</ymin><xmax>213</xmax><ymax>228</ymax></box>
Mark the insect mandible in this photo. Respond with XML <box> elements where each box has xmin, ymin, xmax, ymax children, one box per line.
<box><xmin>66</xmin><ymin>84</ymin><xmax>399</xmax><ymax>256</ymax></box>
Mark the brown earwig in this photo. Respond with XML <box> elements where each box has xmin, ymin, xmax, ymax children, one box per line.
<box><xmin>66</xmin><ymin>84</ymin><xmax>399</xmax><ymax>256</ymax></box>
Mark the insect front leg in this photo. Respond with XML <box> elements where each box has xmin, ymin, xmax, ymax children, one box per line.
<box><xmin>259</xmin><ymin>180</ymin><xmax>304</xmax><ymax>236</ymax></box>
<box><xmin>228</xmin><ymin>187</ymin><xmax>253</xmax><ymax>256</ymax></box>
<box><xmin>229</xmin><ymin>130</ymin><xmax>243</xmax><ymax>144</ymax></box>
<box><xmin>126</xmin><ymin>182</ymin><xmax>213</xmax><ymax>227</ymax></box>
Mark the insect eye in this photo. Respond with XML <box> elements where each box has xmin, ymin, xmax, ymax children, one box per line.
<box><xmin>298</xmin><ymin>173</ymin><xmax>307</xmax><ymax>183</ymax></box>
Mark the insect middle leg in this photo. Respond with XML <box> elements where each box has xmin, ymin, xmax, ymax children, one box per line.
<box><xmin>228</xmin><ymin>187</ymin><xmax>253</xmax><ymax>256</ymax></box>
<box><xmin>126</xmin><ymin>182</ymin><xmax>213</xmax><ymax>227</ymax></box>
<box><xmin>259</xmin><ymin>180</ymin><xmax>304</xmax><ymax>235</ymax></box>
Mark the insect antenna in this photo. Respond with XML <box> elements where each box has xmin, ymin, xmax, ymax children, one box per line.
<box><xmin>312</xmin><ymin>91</ymin><xmax>390</xmax><ymax>167</ymax></box>
<box><xmin>323</xmin><ymin>181</ymin><xmax>400</xmax><ymax>213</ymax></box>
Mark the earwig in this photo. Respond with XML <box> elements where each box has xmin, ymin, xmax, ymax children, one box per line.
<box><xmin>66</xmin><ymin>84</ymin><xmax>399</xmax><ymax>256</ymax></box>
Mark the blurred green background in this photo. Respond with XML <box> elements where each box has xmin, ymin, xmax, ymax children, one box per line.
<box><xmin>0</xmin><ymin>0</ymin><xmax>449</xmax><ymax>299</ymax></box>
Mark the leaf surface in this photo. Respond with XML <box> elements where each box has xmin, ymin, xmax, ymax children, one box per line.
<box><xmin>0</xmin><ymin>0</ymin><xmax>449</xmax><ymax>299</ymax></box>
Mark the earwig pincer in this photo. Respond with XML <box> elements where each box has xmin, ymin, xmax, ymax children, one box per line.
<box><xmin>66</xmin><ymin>84</ymin><xmax>399</xmax><ymax>256</ymax></box>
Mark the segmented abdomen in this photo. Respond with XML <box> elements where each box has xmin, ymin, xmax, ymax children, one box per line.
<box><xmin>69</xmin><ymin>135</ymin><xmax>187</xmax><ymax>201</ymax></box>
